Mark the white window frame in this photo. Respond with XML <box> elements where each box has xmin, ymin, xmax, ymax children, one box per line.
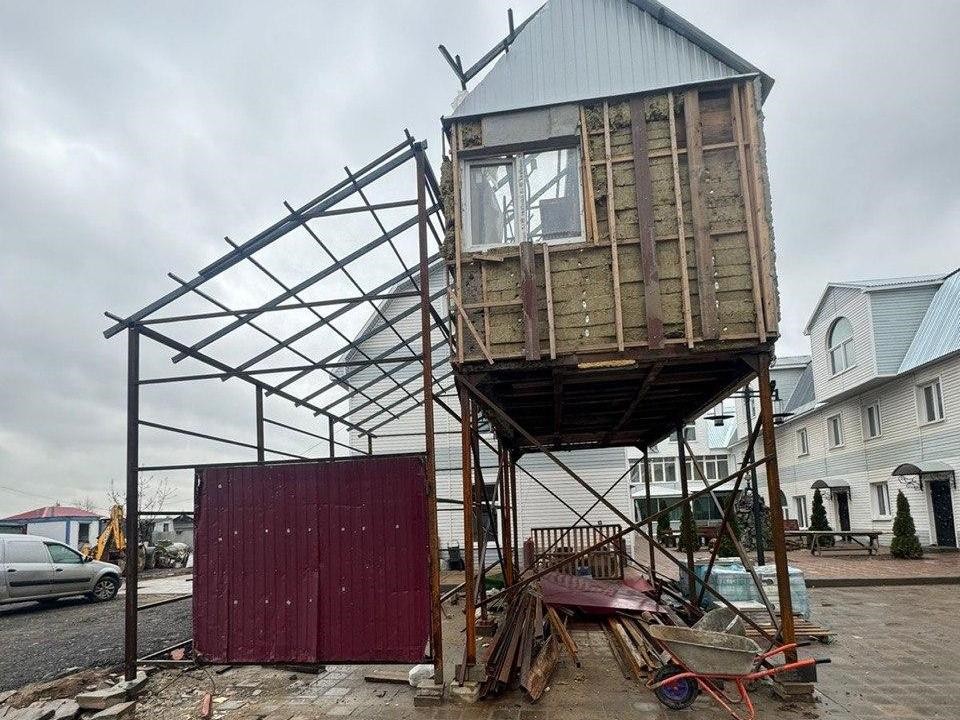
<box><xmin>649</xmin><ymin>457</ymin><xmax>677</xmax><ymax>483</ymax></box>
<box><xmin>682</xmin><ymin>423</ymin><xmax>697</xmax><ymax>442</ymax></box>
<box><xmin>460</xmin><ymin>147</ymin><xmax>586</xmax><ymax>252</ymax></box>
<box><xmin>917</xmin><ymin>378</ymin><xmax>945</xmax><ymax>426</ymax></box>
<box><xmin>794</xmin><ymin>495</ymin><xmax>809</xmax><ymax>528</ymax></box>
<box><xmin>796</xmin><ymin>427</ymin><xmax>809</xmax><ymax>457</ymax></box>
<box><xmin>827</xmin><ymin>317</ymin><xmax>856</xmax><ymax>377</ymax></box>
<box><xmin>871</xmin><ymin>481</ymin><xmax>892</xmax><ymax>519</ymax></box>
<box><xmin>827</xmin><ymin>413</ymin><xmax>844</xmax><ymax>449</ymax></box>
<box><xmin>862</xmin><ymin>400</ymin><xmax>882</xmax><ymax>440</ymax></box>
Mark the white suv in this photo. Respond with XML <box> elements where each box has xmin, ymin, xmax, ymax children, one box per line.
<box><xmin>0</xmin><ymin>534</ymin><xmax>122</xmax><ymax>606</ymax></box>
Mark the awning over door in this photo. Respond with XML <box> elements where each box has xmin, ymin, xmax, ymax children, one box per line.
<box><xmin>811</xmin><ymin>478</ymin><xmax>851</xmax><ymax>494</ymax></box>
<box><xmin>892</xmin><ymin>461</ymin><xmax>956</xmax><ymax>488</ymax></box>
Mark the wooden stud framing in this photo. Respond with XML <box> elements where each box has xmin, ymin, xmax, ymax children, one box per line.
<box><xmin>451</xmin><ymin>127</ymin><xmax>466</xmax><ymax>363</ymax></box>
<box><xmin>743</xmin><ymin>82</ymin><xmax>779</xmax><ymax>333</ymax></box>
<box><xmin>543</xmin><ymin>245</ymin><xmax>556</xmax><ymax>359</ymax></box>
<box><xmin>630</xmin><ymin>96</ymin><xmax>665</xmax><ymax>350</ymax></box>
<box><xmin>730</xmin><ymin>83</ymin><xmax>767</xmax><ymax>343</ymax></box>
<box><xmin>667</xmin><ymin>91</ymin><xmax>695</xmax><ymax>347</ymax></box>
<box><xmin>683</xmin><ymin>89</ymin><xmax>719</xmax><ymax>340</ymax></box>
<box><xmin>448</xmin><ymin>289</ymin><xmax>495</xmax><ymax>364</ymax></box>
<box><xmin>579</xmin><ymin>107</ymin><xmax>600</xmax><ymax>245</ymax></box>
<box><xmin>602</xmin><ymin>102</ymin><xmax>625</xmax><ymax>351</ymax></box>
<box><xmin>519</xmin><ymin>241</ymin><xmax>541</xmax><ymax>360</ymax></box>
<box><xmin>480</xmin><ymin>263</ymin><xmax>492</xmax><ymax>345</ymax></box>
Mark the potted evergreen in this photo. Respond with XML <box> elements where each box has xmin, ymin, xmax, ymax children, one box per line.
<box><xmin>715</xmin><ymin>514</ymin><xmax>741</xmax><ymax>558</ymax></box>
<box><xmin>656</xmin><ymin>513</ymin><xmax>673</xmax><ymax>546</ymax></box>
<box><xmin>890</xmin><ymin>490</ymin><xmax>923</xmax><ymax>559</ymax></box>
<box><xmin>677</xmin><ymin>508</ymin><xmax>700</xmax><ymax>554</ymax></box>
<box><xmin>809</xmin><ymin>488</ymin><xmax>834</xmax><ymax>548</ymax></box>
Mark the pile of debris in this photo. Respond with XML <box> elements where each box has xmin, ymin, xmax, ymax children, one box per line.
<box><xmin>479</xmin><ymin>571</ymin><xmax>678</xmax><ymax>701</ymax></box>
<box><xmin>0</xmin><ymin>670</ymin><xmax>147</xmax><ymax>720</ymax></box>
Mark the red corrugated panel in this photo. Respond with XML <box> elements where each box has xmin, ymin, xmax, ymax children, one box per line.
<box><xmin>193</xmin><ymin>455</ymin><xmax>430</xmax><ymax>664</ymax></box>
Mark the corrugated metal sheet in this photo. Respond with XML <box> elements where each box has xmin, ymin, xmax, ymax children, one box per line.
<box><xmin>193</xmin><ymin>455</ymin><xmax>431</xmax><ymax>664</ymax></box>
<box><xmin>900</xmin><ymin>269</ymin><xmax>960</xmax><ymax>373</ymax></box>
<box><xmin>449</xmin><ymin>0</ymin><xmax>751</xmax><ymax>119</ymax></box>
<box><xmin>784</xmin><ymin>363</ymin><xmax>815</xmax><ymax>414</ymax></box>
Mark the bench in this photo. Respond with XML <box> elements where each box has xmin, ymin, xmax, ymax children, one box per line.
<box><xmin>784</xmin><ymin>530</ymin><xmax>883</xmax><ymax>555</ymax></box>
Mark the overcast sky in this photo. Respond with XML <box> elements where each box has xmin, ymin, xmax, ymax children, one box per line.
<box><xmin>2</xmin><ymin>1</ymin><xmax>958</xmax><ymax>515</ymax></box>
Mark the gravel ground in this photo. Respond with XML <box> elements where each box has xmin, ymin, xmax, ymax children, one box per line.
<box><xmin>0</xmin><ymin>594</ymin><xmax>191</xmax><ymax>692</ymax></box>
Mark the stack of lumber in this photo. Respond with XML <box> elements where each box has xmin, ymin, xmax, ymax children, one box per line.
<box><xmin>742</xmin><ymin>613</ymin><xmax>835</xmax><ymax>644</ymax></box>
<box><xmin>480</xmin><ymin>585</ymin><xmax>580</xmax><ymax>701</ymax></box>
<box><xmin>602</xmin><ymin>612</ymin><xmax>665</xmax><ymax>684</ymax></box>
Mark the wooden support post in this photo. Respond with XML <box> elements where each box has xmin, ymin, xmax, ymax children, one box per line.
<box><xmin>676</xmin><ymin>426</ymin><xmax>697</xmax><ymax>600</ymax></box>
<box><xmin>451</xmin><ymin>129</ymin><xmax>465</xmax><ymax>363</ymax></box>
<box><xmin>124</xmin><ymin>328</ymin><xmax>139</xmax><ymax>681</ymax></box>
<box><xmin>327</xmin><ymin>416</ymin><xmax>335</xmax><ymax>458</ymax></box>
<box><xmin>602</xmin><ymin>101</ymin><xmax>625</xmax><ymax>351</ymax></box>
<box><xmin>683</xmin><ymin>89</ymin><xmax>719</xmax><ymax>340</ymax></box>
<box><xmin>543</xmin><ymin>245</ymin><xmax>556</xmax><ymax>359</ymax></box>
<box><xmin>642</xmin><ymin>449</ymin><xmax>657</xmax><ymax>584</ymax></box>
<box><xmin>579</xmin><ymin>107</ymin><xmax>600</xmax><ymax>244</ymax></box>
<box><xmin>757</xmin><ymin>354</ymin><xmax>797</xmax><ymax>660</ymax></box>
<box><xmin>667</xmin><ymin>91</ymin><xmax>694</xmax><ymax>347</ymax></box>
<box><xmin>498</xmin><ymin>443</ymin><xmax>515</xmax><ymax>586</ymax></box>
<box><xmin>416</xmin><ymin>148</ymin><xmax>444</xmax><ymax>683</ymax></box>
<box><xmin>519</xmin><ymin>241</ymin><xmax>540</xmax><ymax>360</ymax></box>
<box><xmin>460</xmin><ymin>388</ymin><xmax>476</xmax><ymax>668</ymax></box>
<box><xmin>510</xmin><ymin>454</ymin><xmax>520</xmax><ymax>574</ymax></box>
<box><xmin>367</xmin><ymin>434</ymin><xmax>373</xmax><ymax>455</ymax></box>
<box><xmin>255</xmin><ymin>386</ymin><xmax>265</xmax><ymax>463</ymax></box>
<box><xmin>630</xmin><ymin>96</ymin><xmax>664</xmax><ymax>349</ymax></box>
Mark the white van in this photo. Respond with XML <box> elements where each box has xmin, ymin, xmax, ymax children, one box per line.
<box><xmin>0</xmin><ymin>534</ymin><xmax>122</xmax><ymax>606</ymax></box>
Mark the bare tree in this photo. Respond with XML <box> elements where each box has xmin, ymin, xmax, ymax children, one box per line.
<box><xmin>107</xmin><ymin>475</ymin><xmax>177</xmax><ymax>540</ymax></box>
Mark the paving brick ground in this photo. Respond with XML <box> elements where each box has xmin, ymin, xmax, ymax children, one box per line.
<box><xmin>125</xmin><ymin>585</ymin><xmax>959</xmax><ymax>720</ymax></box>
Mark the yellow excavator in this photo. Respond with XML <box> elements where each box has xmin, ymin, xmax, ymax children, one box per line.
<box><xmin>80</xmin><ymin>504</ymin><xmax>145</xmax><ymax>572</ymax></box>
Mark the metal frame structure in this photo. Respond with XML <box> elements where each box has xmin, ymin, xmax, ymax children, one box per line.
<box><xmin>105</xmin><ymin>134</ymin><xmax>451</xmax><ymax>681</ymax></box>
<box><xmin>106</xmin><ymin>131</ymin><xmax>798</xmax><ymax>694</ymax></box>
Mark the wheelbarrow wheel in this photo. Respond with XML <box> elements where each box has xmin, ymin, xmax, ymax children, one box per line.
<box><xmin>653</xmin><ymin>664</ymin><xmax>699</xmax><ymax>710</ymax></box>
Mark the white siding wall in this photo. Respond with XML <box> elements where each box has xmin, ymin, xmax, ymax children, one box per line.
<box><xmin>25</xmin><ymin>521</ymin><xmax>67</xmax><ymax>544</ymax></box>
<box><xmin>809</xmin><ymin>287</ymin><xmax>876</xmax><ymax>401</ymax></box>
<box><xmin>734</xmin><ymin>353</ymin><xmax>960</xmax><ymax>546</ymax></box>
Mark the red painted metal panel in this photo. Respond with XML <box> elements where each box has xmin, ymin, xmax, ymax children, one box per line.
<box><xmin>193</xmin><ymin>455</ymin><xmax>430</xmax><ymax>664</ymax></box>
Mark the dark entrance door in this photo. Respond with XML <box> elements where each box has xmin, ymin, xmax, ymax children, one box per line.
<box><xmin>930</xmin><ymin>480</ymin><xmax>957</xmax><ymax>547</ymax></box>
<box><xmin>836</xmin><ymin>492</ymin><xmax>851</xmax><ymax>532</ymax></box>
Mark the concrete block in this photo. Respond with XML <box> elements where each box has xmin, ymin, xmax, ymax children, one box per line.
<box><xmin>74</xmin><ymin>686</ymin><xmax>126</xmax><ymax>711</ymax></box>
<box><xmin>89</xmin><ymin>702</ymin><xmax>135</xmax><ymax>720</ymax></box>
<box><xmin>113</xmin><ymin>672</ymin><xmax>147</xmax><ymax>699</ymax></box>
<box><xmin>413</xmin><ymin>681</ymin><xmax>445</xmax><ymax>707</ymax></box>
<box><xmin>448</xmin><ymin>681</ymin><xmax>479</xmax><ymax>704</ymax></box>
<box><xmin>772</xmin><ymin>680</ymin><xmax>817</xmax><ymax>703</ymax></box>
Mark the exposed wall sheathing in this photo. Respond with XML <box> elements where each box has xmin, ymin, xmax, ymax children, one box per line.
<box><xmin>448</xmin><ymin>79</ymin><xmax>777</xmax><ymax>363</ymax></box>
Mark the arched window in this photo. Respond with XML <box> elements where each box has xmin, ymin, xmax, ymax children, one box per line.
<box><xmin>827</xmin><ymin>317</ymin><xmax>854</xmax><ymax>375</ymax></box>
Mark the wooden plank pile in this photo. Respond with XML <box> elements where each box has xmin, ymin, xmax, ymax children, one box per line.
<box><xmin>743</xmin><ymin>613</ymin><xmax>835</xmax><ymax>644</ymax></box>
<box><xmin>602</xmin><ymin>612</ymin><xmax>665</xmax><ymax>684</ymax></box>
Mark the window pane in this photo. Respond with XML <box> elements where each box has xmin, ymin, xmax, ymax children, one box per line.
<box><xmin>665</xmin><ymin>461</ymin><xmax>677</xmax><ymax>483</ymax></box>
<box><xmin>829</xmin><ymin>317</ymin><xmax>853</xmax><ymax>346</ymax></box>
<box><xmin>935</xmin><ymin>382</ymin><xmax>944</xmax><ymax>419</ymax></box>
<box><xmin>524</xmin><ymin>149</ymin><xmax>582</xmax><ymax>242</ymax></box>
<box><xmin>468</xmin><ymin>162</ymin><xmax>516</xmax><ymax>249</ymax></box>
<box><xmin>924</xmin><ymin>385</ymin><xmax>936</xmax><ymax>421</ymax></box>
<box><xmin>46</xmin><ymin>543</ymin><xmax>83</xmax><ymax>564</ymax></box>
<box><xmin>5</xmin><ymin>540</ymin><xmax>50</xmax><ymax>563</ymax></box>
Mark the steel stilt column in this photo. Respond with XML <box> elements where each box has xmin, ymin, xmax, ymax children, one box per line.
<box><xmin>459</xmin><ymin>388</ymin><xmax>476</xmax><ymax>668</ymax></box>
<box><xmin>255</xmin><ymin>386</ymin><xmax>265</xmax><ymax>462</ymax></box>
<box><xmin>124</xmin><ymin>328</ymin><xmax>140</xmax><ymax>681</ymax></box>
<box><xmin>642</xmin><ymin>449</ymin><xmax>657</xmax><ymax>584</ymax></box>
<box><xmin>756</xmin><ymin>353</ymin><xmax>797</xmax><ymax>660</ymax></box>
<box><xmin>676</xmin><ymin>426</ymin><xmax>697</xmax><ymax>600</ymax></box>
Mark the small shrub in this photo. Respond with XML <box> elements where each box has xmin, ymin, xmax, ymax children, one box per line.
<box><xmin>809</xmin><ymin>488</ymin><xmax>834</xmax><ymax>548</ymax></box>
<box><xmin>677</xmin><ymin>508</ymin><xmax>700</xmax><ymax>553</ymax></box>
<box><xmin>890</xmin><ymin>490</ymin><xmax>923</xmax><ymax>559</ymax></box>
<box><xmin>715</xmin><ymin>514</ymin><xmax>741</xmax><ymax>558</ymax></box>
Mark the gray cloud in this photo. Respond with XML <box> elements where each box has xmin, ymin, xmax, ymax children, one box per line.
<box><xmin>1</xmin><ymin>1</ymin><xmax>958</xmax><ymax>513</ymax></box>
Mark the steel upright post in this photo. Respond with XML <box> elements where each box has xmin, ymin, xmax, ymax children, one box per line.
<box><xmin>756</xmin><ymin>353</ymin><xmax>797</xmax><ymax>659</ymax></box>
<box><xmin>328</xmin><ymin>416</ymin><xmax>335</xmax><ymax>458</ymax></box>
<box><xmin>498</xmin><ymin>443</ymin><xmax>515</xmax><ymax>586</ymax></box>
<box><xmin>743</xmin><ymin>391</ymin><xmax>765</xmax><ymax>564</ymax></box>
<box><xmin>124</xmin><ymin>328</ymin><xmax>140</xmax><ymax>681</ymax></box>
<box><xmin>460</xmin><ymin>388</ymin><xmax>476</xmax><ymax>667</ymax></box>
<box><xmin>416</xmin><ymin>147</ymin><xmax>444</xmax><ymax>683</ymax></box>
<box><xmin>256</xmin><ymin>386</ymin><xmax>265</xmax><ymax>463</ymax></box>
<box><xmin>509</xmin><ymin>454</ymin><xmax>519</xmax><ymax>574</ymax></box>
<box><xmin>676</xmin><ymin>426</ymin><xmax>697</xmax><ymax>601</ymax></box>
<box><xmin>642</xmin><ymin>449</ymin><xmax>657</xmax><ymax>583</ymax></box>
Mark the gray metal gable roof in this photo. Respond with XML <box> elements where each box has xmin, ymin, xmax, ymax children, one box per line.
<box><xmin>784</xmin><ymin>362</ymin><xmax>814</xmax><ymax>414</ymax></box>
<box><xmin>448</xmin><ymin>0</ymin><xmax>769</xmax><ymax>120</ymax></box>
<box><xmin>899</xmin><ymin>269</ymin><xmax>960</xmax><ymax>373</ymax></box>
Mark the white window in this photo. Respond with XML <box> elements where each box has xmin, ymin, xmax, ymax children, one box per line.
<box><xmin>871</xmin><ymin>481</ymin><xmax>891</xmax><ymax>518</ymax></box>
<box><xmin>862</xmin><ymin>401</ymin><xmax>881</xmax><ymax>439</ymax></box>
<box><xmin>827</xmin><ymin>413</ymin><xmax>844</xmax><ymax>448</ymax></box>
<box><xmin>827</xmin><ymin>317</ymin><xmax>855</xmax><ymax>375</ymax></box>
<box><xmin>462</xmin><ymin>147</ymin><xmax>583</xmax><ymax>251</ymax></box>
<box><xmin>682</xmin><ymin>424</ymin><xmax>697</xmax><ymax>442</ymax></box>
<box><xmin>917</xmin><ymin>379</ymin><xmax>945</xmax><ymax>425</ymax></box>
<box><xmin>162</xmin><ymin>522</ymin><xmax>171</xmax><ymax>532</ymax></box>
<box><xmin>649</xmin><ymin>457</ymin><xmax>677</xmax><ymax>483</ymax></box>
<box><xmin>794</xmin><ymin>496</ymin><xmax>809</xmax><ymax>528</ymax></box>
<box><xmin>796</xmin><ymin>428</ymin><xmax>809</xmax><ymax>457</ymax></box>
<box><xmin>685</xmin><ymin>455</ymin><xmax>730</xmax><ymax>481</ymax></box>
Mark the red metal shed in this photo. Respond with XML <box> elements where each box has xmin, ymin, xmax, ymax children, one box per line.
<box><xmin>193</xmin><ymin>455</ymin><xmax>431</xmax><ymax>664</ymax></box>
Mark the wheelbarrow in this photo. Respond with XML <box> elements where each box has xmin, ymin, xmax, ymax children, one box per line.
<box><xmin>646</xmin><ymin>625</ymin><xmax>829</xmax><ymax>720</ymax></box>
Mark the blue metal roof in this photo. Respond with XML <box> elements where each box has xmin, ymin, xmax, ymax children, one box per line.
<box><xmin>784</xmin><ymin>362</ymin><xmax>815</xmax><ymax>414</ymax></box>
<box><xmin>899</xmin><ymin>269</ymin><xmax>960</xmax><ymax>373</ymax></box>
<box><xmin>447</xmin><ymin>0</ymin><xmax>769</xmax><ymax>120</ymax></box>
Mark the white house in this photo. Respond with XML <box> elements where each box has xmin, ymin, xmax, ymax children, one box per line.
<box><xmin>730</xmin><ymin>270</ymin><xmax>960</xmax><ymax>548</ymax></box>
<box><xmin>0</xmin><ymin>505</ymin><xmax>101</xmax><ymax>549</ymax></box>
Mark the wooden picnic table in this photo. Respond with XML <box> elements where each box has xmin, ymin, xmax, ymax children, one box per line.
<box><xmin>784</xmin><ymin>530</ymin><xmax>884</xmax><ymax>555</ymax></box>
